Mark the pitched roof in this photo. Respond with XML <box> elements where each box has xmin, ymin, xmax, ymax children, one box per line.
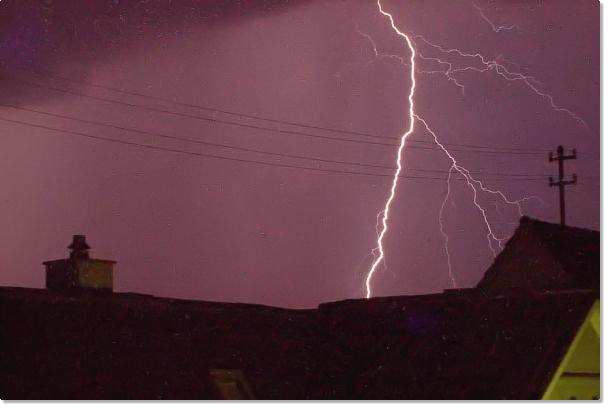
<box><xmin>477</xmin><ymin>217</ymin><xmax>599</xmax><ymax>292</ymax></box>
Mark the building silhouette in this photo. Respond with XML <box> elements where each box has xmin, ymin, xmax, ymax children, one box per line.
<box><xmin>0</xmin><ymin>218</ymin><xmax>600</xmax><ymax>400</ymax></box>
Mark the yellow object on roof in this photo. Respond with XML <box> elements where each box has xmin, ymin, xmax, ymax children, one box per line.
<box><xmin>542</xmin><ymin>299</ymin><xmax>600</xmax><ymax>400</ymax></box>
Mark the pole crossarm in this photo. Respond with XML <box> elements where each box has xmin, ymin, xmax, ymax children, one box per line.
<box><xmin>548</xmin><ymin>145</ymin><xmax>577</xmax><ymax>226</ymax></box>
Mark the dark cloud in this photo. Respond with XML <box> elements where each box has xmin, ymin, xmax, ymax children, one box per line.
<box><xmin>0</xmin><ymin>0</ymin><xmax>311</xmax><ymax>103</ymax></box>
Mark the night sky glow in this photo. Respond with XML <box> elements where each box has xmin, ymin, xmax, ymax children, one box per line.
<box><xmin>0</xmin><ymin>0</ymin><xmax>600</xmax><ymax>308</ymax></box>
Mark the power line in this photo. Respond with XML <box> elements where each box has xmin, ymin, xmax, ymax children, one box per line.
<box><xmin>0</xmin><ymin>115</ymin><xmax>545</xmax><ymax>183</ymax></box>
<box><xmin>3</xmin><ymin>77</ymin><xmax>394</xmax><ymax>148</ymax></box>
<box><xmin>25</xmin><ymin>69</ymin><xmax>548</xmax><ymax>153</ymax></box>
<box><xmin>0</xmin><ymin>103</ymin><xmax>553</xmax><ymax>179</ymax></box>
<box><xmin>4</xmin><ymin>76</ymin><xmax>545</xmax><ymax>156</ymax></box>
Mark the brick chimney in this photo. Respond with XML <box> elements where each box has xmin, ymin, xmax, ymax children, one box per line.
<box><xmin>44</xmin><ymin>235</ymin><xmax>115</xmax><ymax>292</ymax></box>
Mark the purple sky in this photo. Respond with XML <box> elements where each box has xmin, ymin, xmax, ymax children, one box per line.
<box><xmin>0</xmin><ymin>0</ymin><xmax>599</xmax><ymax>308</ymax></box>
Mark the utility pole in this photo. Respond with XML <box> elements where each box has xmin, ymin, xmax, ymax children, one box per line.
<box><xmin>549</xmin><ymin>145</ymin><xmax>577</xmax><ymax>226</ymax></box>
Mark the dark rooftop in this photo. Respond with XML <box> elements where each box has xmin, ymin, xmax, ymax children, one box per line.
<box><xmin>0</xmin><ymin>286</ymin><xmax>598</xmax><ymax>399</ymax></box>
<box><xmin>1</xmin><ymin>217</ymin><xmax>600</xmax><ymax>399</ymax></box>
<box><xmin>477</xmin><ymin>217</ymin><xmax>599</xmax><ymax>292</ymax></box>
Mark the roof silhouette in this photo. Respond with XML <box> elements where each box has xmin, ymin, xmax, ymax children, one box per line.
<box><xmin>478</xmin><ymin>217</ymin><xmax>600</xmax><ymax>292</ymax></box>
<box><xmin>0</xmin><ymin>286</ymin><xmax>598</xmax><ymax>399</ymax></box>
<box><xmin>0</xmin><ymin>218</ymin><xmax>599</xmax><ymax>399</ymax></box>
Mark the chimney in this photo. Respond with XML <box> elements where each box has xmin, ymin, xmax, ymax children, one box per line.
<box><xmin>68</xmin><ymin>235</ymin><xmax>90</xmax><ymax>259</ymax></box>
<box><xmin>44</xmin><ymin>235</ymin><xmax>115</xmax><ymax>292</ymax></box>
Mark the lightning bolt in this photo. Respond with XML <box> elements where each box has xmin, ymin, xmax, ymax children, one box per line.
<box><xmin>439</xmin><ymin>169</ymin><xmax>457</xmax><ymax>289</ymax></box>
<box><xmin>356</xmin><ymin>24</ymin><xmax>467</xmax><ymax>96</ymax></box>
<box><xmin>362</xmin><ymin>0</ymin><xmax>550</xmax><ymax>299</ymax></box>
<box><xmin>412</xmin><ymin>34</ymin><xmax>589</xmax><ymax>129</ymax></box>
<box><xmin>472</xmin><ymin>2</ymin><xmax>520</xmax><ymax>33</ymax></box>
<box><xmin>358</xmin><ymin>8</ymin><xmax>586</xmax><ymax>126</ymax></box>
<box><xmin>416</xmin><ymin>52</ymin><xmax>467</xmax><ymax>95</ymax></box>
<box><xmin>364</xmin><ymin>0</ymin><xmax>417</xmax><ymax>299</ymax></box>
<box><xmin>416</xmin><ymin>115</ymin><xmax>505</xmax><ymax>258</ymax></box>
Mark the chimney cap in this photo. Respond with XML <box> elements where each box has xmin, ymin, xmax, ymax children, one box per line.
<box><xmin>68</xmin><ymin>235</ymin><xmax>90</xmax><ymax>258</ymax></box>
